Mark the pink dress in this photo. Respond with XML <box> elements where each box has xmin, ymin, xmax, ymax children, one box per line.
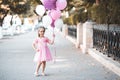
<box><xmin>33</xmin><ymin>37</ymin><xmax>52</xmax><ymax>62</ymax></box>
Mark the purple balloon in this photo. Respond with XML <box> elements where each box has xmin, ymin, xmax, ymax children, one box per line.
<box><xmin>42</xmin><ymin>0</ymin><xmax>57</xmax><ymax>10</ymax></box>
<box><xmin>51</xmin><ymin>19</ymin><xmax>55</xmax><ymax>28</ymax></box>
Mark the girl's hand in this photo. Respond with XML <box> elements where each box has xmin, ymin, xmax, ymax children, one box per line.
<box><xmin>36</xmin><ymin>49</ymin><xmax>40</xmax><ymax>52</ymax></box>
<box><xmin>53</xmin><ymin>34</ymin><xmax>55</xmax><ymax>38</ymax></box>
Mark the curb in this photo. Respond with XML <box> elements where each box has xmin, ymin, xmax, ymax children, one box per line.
<box><xmin>66</xmin><ymin>35</ymin><xmax>76</xmax><ymax>45</ymax></box>
<box><xmin>57</xmin><ymin>29</ymin><xmax>120</xmax><ymax>77</ymax></box>
<box><xmin>88</xmin><ymin>49</ymin><xmax>120</xmax><ymax>77</ymax></box>
<box><xmin>56</xmin><ymin>29</ymin><xmax>76</xmax><ymax>45</ymax></box>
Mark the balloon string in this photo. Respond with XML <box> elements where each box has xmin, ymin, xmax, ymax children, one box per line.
<box><xmin>53</xmin><ymin>43</ymin><xmax>56</xmax><ymax>63</ymax></box>
<box><xmin>52</xmin><ymin>28</ymin><xmax>56</xmax><ymax>63</ymax></box>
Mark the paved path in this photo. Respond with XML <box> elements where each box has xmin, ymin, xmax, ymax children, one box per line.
<box><xmin>0</xmin><ymin>29</ymin><xmax>120</xmax><ymax>80</ymax></box>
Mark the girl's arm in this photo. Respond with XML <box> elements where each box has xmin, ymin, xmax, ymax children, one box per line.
<box><xmin>32</xmin><ymin>43</ymin><xmax>40</xmax><ymax>52</ymax></box>
<box><xmin>50</xmin><ymin>37</ymin><xmax>55</xmax><ymax>45</ymax></box>
<box><xmin>48</xmin><ymin>34</ymin><xmax>55</xmax><ymax>45</ymax></box>
<box><xmin>32</xmin><ymin>38</ymin><xmax>38</xmax><ymax>52</ymax></box>
<box><xmin>32</xmin><ymin>43</ymin><xmax>37</xmax><ymax>51</ymax></box>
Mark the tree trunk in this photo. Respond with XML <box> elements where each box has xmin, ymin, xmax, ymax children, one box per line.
<box><xmin>96</xmin><ymin>0</ymin><xmax>99</xmax><ymax>5</ymax></box>
<box><xmin>0</xmin><ymin>10</ymin><xmax>9</xmax><ymax>27</ymax></box>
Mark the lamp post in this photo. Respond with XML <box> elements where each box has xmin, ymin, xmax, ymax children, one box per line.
<box><xmin>107</xmin><ymin>15</ymin><xmax>110</xmax><ymax>57</ymax></box>
<box><xmin>65</xmin><ymin>11</ymin><xmax>69</xmax><ymax>18</ymax></box>
<box><xmin>105</xmin><ymin>1</ymin><xmax>109</xmax><ymax>56</ymax></box>
<box><xmin>84</xmin><ymin>8</ymin><xmax>88</xmax><ymax>21</ymax></box>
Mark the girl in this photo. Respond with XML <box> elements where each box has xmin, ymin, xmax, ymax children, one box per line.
<box><xmin>32</xmin><ymin>26</ymin><xmax>55</xmax><ymax>76</ymax></box>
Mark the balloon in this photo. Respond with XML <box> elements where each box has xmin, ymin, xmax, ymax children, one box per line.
<box><xmin>56</xmin><ymin>0</ymin><xmax>67</xmax><ymax>10</ymax></box>
<box><xmin>50</xmin><ymin>9</ymin><xmax>61</xmax><ymax>20</ymax></box>
<box><xmin>35</xmin><ymin>5</ymin><xmax>46</xmax><ymax>16</ymax></box>
<box><xmin>55</xmin><ymin>19</ymin><xmax>64</xmax><ymax>29</ymax></box>
<box><xmin>42</xmin><ymin>15</ymin><xmax>52</xmax><ymax>27</ymax></box>
<box><xmin>51</xmin><ymin>19</ymin><xmax>55</xmax><ymax>28</ymax></box>
<box><xmin>42</xmin><ymin>0</ymin><xmax>56</xmax><ymax>10</ymax></box>
<box><xmin>40</xmin><ymin>0</ymin><xmax>44</xmax><ymax>3</ymax></box>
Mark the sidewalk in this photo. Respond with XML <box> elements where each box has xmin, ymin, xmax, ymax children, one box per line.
<box><xmin>0</xmin><ymin>29</ymin><xmax>119</xmax><ymax>80</ymax></box>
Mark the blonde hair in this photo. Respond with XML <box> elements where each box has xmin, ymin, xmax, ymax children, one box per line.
<box><xmin>38</xmin><ymin>26</ymin><xmax>46</xmax><ymax>37</ymax></box>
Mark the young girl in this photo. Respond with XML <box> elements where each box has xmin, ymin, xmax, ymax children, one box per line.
<box><xmin>32</xmin><ymin>26</ymin><xmax>55</xmax><ymax>76</ymax></box>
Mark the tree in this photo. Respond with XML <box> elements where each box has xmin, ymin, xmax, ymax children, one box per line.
<box><xmin>64</xmin><ymin>0</ymin><xmax>120</xmax><ymax>25</ymax></box>
<box><xmin>91</xmin><ymin>0</ymin><xmax>120</xmax><ymax>24</ymax></box>
<box><xmin>0</xmin><ymin>0</ymin><xmax>40</xmax><ymax>27</ymax></box>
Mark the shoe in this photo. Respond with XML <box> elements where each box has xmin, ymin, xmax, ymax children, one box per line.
<box><xmin>41</xmin><ymin>72</ymin><xmax>45</xmax><ymax>76</ymax></box>
<box><xmin>34</xmin><ymin>72</ymin><xmax>39</xmax><ymax>76</ymax></box>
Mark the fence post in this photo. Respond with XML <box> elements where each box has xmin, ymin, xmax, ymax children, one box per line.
<box><xmin>80</xmin><ymin>21</ymin><xmax>94</xmax><ymax>53</ymax></box>
<box><xmin>76</xmin><ymin>23</ymin><xmax>83</xmax><ymax>48</ymax></box>
<box><xmin>62</xmin><ymin>24</ymin><xmax>68</xmax><ymax>37</ymax></box>
<box><xmin>0</xmin><ymin>26</ymin><xmax>3</xmax><ymax>39</ymax></box>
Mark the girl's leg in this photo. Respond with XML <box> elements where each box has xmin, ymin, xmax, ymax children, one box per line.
<box><xmin>41</xmin><ymin>61</ymin><xmax>46</xmax><ymax>75</ymax></box>
<box><xmin>35</xmin><ymin>62</ymin><xmax>42</xmax><ymax>75</ymax></box>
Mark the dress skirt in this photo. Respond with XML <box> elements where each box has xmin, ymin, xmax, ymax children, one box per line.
<box><xmin>33</xmin><ymin>46</ymin><xmax>52</xmax><ymax>62</ymax></box>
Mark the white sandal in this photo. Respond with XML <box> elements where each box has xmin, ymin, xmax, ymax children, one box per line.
<box><xmin>34</xmin><ymin>72</ymin><xmax>39</xmax><ymax>76</ymax></box>
<box><xmin>41</xmin><ymin>73</ymin><xmax>45</xmax><ymax>76</ymax></box>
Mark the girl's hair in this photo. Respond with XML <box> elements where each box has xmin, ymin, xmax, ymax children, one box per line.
<box><xmin>38</xmin><ymin>26</ymin><xmax>46</xmax><ymax>37</ymax></box>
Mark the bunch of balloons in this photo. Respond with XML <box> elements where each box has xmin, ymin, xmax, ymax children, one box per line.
<box><xmin>35</xmin><ymin>0</ymin><xmax>67</xmax><ymax>28</ymax></box>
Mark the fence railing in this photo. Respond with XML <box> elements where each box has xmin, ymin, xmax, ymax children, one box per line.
<box><xmin>93</xmin><ymin>24</ymin><xmax>120</xmax><ymax>61</ymax></box>
<box><xmin>68</xmin><ymin>26</ymin><xmax>77</xmax><ymax>38</ymax></box>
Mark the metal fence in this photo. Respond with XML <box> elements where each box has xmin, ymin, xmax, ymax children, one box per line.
<box><xmin>68</xmin><ymin>26</ymin><xmax>77</xmax><ymax>38</ymax></box>
<box><xmin>93</xmin><ymin>24</ymin><xmax>120</xmax><ymax>61</ymax></box>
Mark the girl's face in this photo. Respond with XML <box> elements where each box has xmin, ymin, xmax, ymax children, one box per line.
<box><xmin>38</xmin><ymin>27</ymin><xmax>45</xmax><ymax>37</ymax></box>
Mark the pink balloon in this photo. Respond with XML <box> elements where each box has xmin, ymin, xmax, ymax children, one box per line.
<box><xmin>42</xmin><ymin>0</ymin><xmax>57</xmax><ymax>10</ymax></box>
<box><xmin>50</xmin><ymin>9</ymin><xmax>61</xmax><ymax>20</ymax></box>
<box><xmin>56</xmin><ymin>0</ymin><xmax>67</xmax><ymax>10</ymax></box>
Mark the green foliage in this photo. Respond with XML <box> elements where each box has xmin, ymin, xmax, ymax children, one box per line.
<box><xmin>63</xmin><ymin>15</ymin><xmax>74</xmax><ymax>25</ymax></box>
<box><xmin>10</xmin><ymin>3</ymin><xmax>30</xmax><ymax>14</ymax></box>
<box><xmin>91</xmin><ymin>0</ymin><xmax>120</xmax><ymax>24</ymax></box>
<box><xmin>83</xmin><ymin>0</ymin><xmax>95</xmax><ymax>3</ymax></box>
<box><xmin>0</xmin><ymin>0</ymin><xmax>40</xmax><ymax>15</ymax></box>
<box><xmin>64</xmin><ymin>0</ymin><xmax>120</xmax><ymax>25</ymax></box>
<box><xmin>91</xmin><ymin>4</ymin><xmax>107</xmax><ymax>23</ymax></box>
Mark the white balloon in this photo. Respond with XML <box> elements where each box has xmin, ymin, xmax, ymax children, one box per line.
<box><xmin>40</xmin><ymin>0</ymin><xmax>44</xmax><ymax>3</ymax></box>
<box><xmin>55</xmin><ymin>19</ymin><xmax>64</xmax><ymax>29</ymax></box>
<box><xmin>42</xmin><ymin>15</ymin><xmax>52</xmax><ymax>28</ymax></box>
<box><xmin>36</xmin><ymin>5</ymin><xmax>46</xmax><ymax>16</ymax></box>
